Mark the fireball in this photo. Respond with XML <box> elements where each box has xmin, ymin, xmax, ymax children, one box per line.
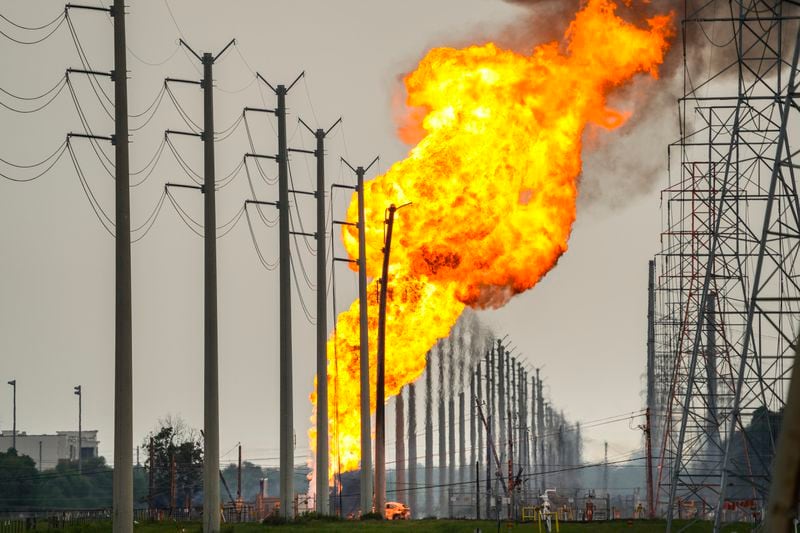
<box><xmin>311</xmin><ymin>0</ymin><xmax>673</xmax><ymax>480</ymax></box>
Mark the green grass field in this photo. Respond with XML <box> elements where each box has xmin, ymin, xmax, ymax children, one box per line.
<box><xmin>45</xmin><ymin>519</ymin><xmax>756</xmax><ymax>533</ymax></box>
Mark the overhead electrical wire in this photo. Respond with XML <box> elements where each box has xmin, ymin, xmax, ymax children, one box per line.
<box><xmin>0</xmin><ymin>75</ymin><xmax>68</xmax><ymax>114</ymax></box>
<box><xmin>65</xmin><ymin>12</ymin><xmax>114</xmax><ymax>111</ymax></box>
<box><xmin>290</xmin><ymin>255</ymin><xmax>316</xmax><ymax>325</ymax></box>
<box><xmin>214</xmin><ymin>111</ymin><xmax>245</xmax><ymax>142</ymax></box>
<box><xmin>0</xmin><ymin>140</ymin><xmax>68</xmax><ymax>182</ymax></box>
<box><xmin>165</xmin><ymin>135</ymin><xmax>202</xmax><ymax>184</ymax></box>
<box><xmin>131</xmin><ymin>190</ymin><xmax>168</xmax><ymax>243</ymax></box>
<box><xmin>244</xmin><ymin>161</ymin><xmax>278</xmax><ymax>228</ymax></box>
<box><xmin>129</xmin><ymin>84</ymin><xmax>167</xmax><ymax>131</ymax></box>
<box><xmin>287</xmin><ymin>158</ymin><xmax>316</xmax><ymax>256</ymax></box>
<box><xmin>0</xmin><ymin>10</ymin><xmax>64</xmax><ymax>31</ymax></box>
<box><xmin>243</xmin><ymin>114</ymin><xmax>278</xmax><ymax>186</ymax></box>
<box><xmin>0</xmin><ymin>12</ymin><xmax>66</xmax><ymax>45</ymax></box>
<box><xmin>217</xmin><ymin>74</ymin><xmax>257</xmax><ymax>95</ymax></box>
<box><xmin>165</xmin><ymin>188</ymin><xmax>246</xmax><ymax>238</ymax></box>
<box><xmin>65</xmin><ymin>77</ymin><xmax>115</xmax><ymax>177</ymax></box>
<box><xmin>164</xmin><ymin>83</ymin><xmax>201</xmax><ymax>132</ymax></box>
<box><xmin>245</xmin><ymin>206</ymin><xmax>278</xmax><ymax>271</ymax></box>
<box><xmin>166</xmin><ymin>188</ymin><xmax>204</xmax><ymax>237</ymax></box>
<box><xmin>214</xmin><ymin>157</ymin><xmax>245</xmax><ymax>190</ymax></box>
<box><xmin>67</xmin><ymin>140</ymin><xmax>115</xmax><ymax>236</ymax></box>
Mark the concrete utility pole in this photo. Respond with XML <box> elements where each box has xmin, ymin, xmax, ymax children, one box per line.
<box><xmin>646</xmin><ymin>260</ymin><xmax>656</xmax><ymax>422</ymax></box>
<box><xmin>645</xmin><ymin>407</ymin><xmax>655</xmax><ymax>519</ymax></box>
<box><xmin>358</xmin><ymin>164</ymin><xmax>372</xmax><ymax>516</ymax></box>
<box><xmin>483</xmin><ymin>353</ymin><xmax>491</xmax><ymax>518</ymax></box>
<box><xmin>7</xmin><ymin>380</ymin><xmax>15</xmax><ymax>452</ymax></box>
<box><xmin>276</xmin><ymin>82</ymin><xmax>293</xmax><ymax>521</ymax></box>
<box><xmin>469</xmin><ymin>373</ymin><xmax>476</xmax><ymax>483</ymax></box>
<box><xmin>395</xmin><ymin>389</ymin><xmax>406</xmax><ymax>502</ymax></box>
<box><xmin>60</xmin><ymin>3</ymin><xmax>132</xmax><ymax>521</ymax></box>
<box><xmin>407</xmin><ymin>383</ymin><xmax>417</xmax><ymax>517</ymax></box>
<box><xmin>375</xmin><ymin>204</ymin><xmax>398</xmax><ymax>516</ymax></box>
<box><xmin>342</xmin><ymin>156</ymin><xmax>379</xmax><ymax>516</ymax></box>
<box><xmin>510</xmin><ymin>357</ymin><xmax>516</xmax><ymax>473</ymax></box>
<box><xmin>299</xmin><ymin>117</ymin><xmax>341</xmax><ymax>515</ymax></box>
<box><xmin>458</xmin><ymin>391</ymin><xmax>466</xmax><ymax>485</ymax></box>
<box><xmin>254</xmin><ymin>71</ymin><xmax>305</xmax><ymax>520</ymax></box>
<box><xmin>477</xmin><ymin>362</ymin><xmax>484</xmax><ymax>481</ymax></box>
<box><xmin>112</xmin><ymin>0</ymin><xmax>132</xmax><ymax>529</ymax></box>
<box><xmin>438</xmin><ymin>344</ymin><xmax>447</xmax><ymax>516</ymax></box>
<box><xmin>448</xmin><ymin>389</ymin><xmax>456</xmax><ymax>492</ymax></box>
<box><xmin>166</xmin><ymin>38</ymin><xmax>236</xmax><ymax>532</ymax></box>
<box><xmin>424</xmin><ymin>352</ymin><xmax>434</xmax><ymax>517</ymax></box>
<box><xmin>497</xmin><ymin>341</ymin><xmax>506</xmax><ymax>516</ymax></box>
<box><xmin>74</xmin><ymin>385</ymin><xmax>82</xmax><ymax>474</ymax></box>
<box><xmin>536</xmin><ymin>369</ymin><xmax>545</xmax><ymax>492</ymax></box>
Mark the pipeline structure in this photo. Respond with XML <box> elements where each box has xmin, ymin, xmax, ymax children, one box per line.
<box><xmin>377</xmin><ymin>311</ymin><xmax>584</xmax><ymax>520</ymax></box>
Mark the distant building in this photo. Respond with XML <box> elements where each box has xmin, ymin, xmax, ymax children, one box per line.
<box><xmin>0</xmin><ymin>430</ymin><xmax>99</xmax><ymax>470</ymax></box>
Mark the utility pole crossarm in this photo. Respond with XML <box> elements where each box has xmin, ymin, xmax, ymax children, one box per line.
<box><xmin>213</xmin><ymin>39</ymin><xmax>237</xmax><ymax>63</ymax></box>
<box><xmin>68</xmin><ymin>132</ymin><xmax>113</xmax><ymax>142</ymax></box>
<box><xmin>326</xmin><ymin>118</ymin><xmax>343</xmax><ymax>136</ymax></box>
<box><xmin>288</xmin><ymin>188</ymin><xmax>315</xmax><ymax>196</ymax></box>
<box><xmin>244</xmin><ymin>107</ymin><xmax>276</xmax><ymax>115</ymax></box>
<box><xmin>333</xmin><ymin>220</ymin><xmax>357</xmax><ymax>227</ymax></box>
<box><xmin>65</xmin><ymin>3</ymin><xmax>111</xmax><ymax>13</ymax></box>
<box><xmin>166</xmin><ymin>129</ymin><xmax>202</xmax><ymax>139</ymax></box>
<box><xmin>166</xmin><ymin>182</ymin><xmax>202</xmax><ymax>192</ymax></box>
<box><xmin>245</xmin><ymin>199</ymin><xmax>278</xmax><ymax>208</ymax></box>
<box><xmin>245</xmin><ymin>153</ymin><xmax>278</xmax><ymax>161</ymax></box>
<box><xmin>255</xmin><ymin>73</ymin><xmax>276</xmax><ymax>93</ymax></box>
<box><xmin>166</xmin><ymin>77</ymin><xmax>201</xmax><ymax>86</ymax></box>
<box><xmin>67</xmin><ymin>68</ymin><xmax>112</xmax><ymax>78</ymax></box>
<box><xmin>178</xmin><ymin>39</ymin><xmax>202</xmax><ymax>62</ymax></box>
<box><xmin>288</xmin><ymin>148</ymin><xmax>316</xmax><ymax>156</ymax></box>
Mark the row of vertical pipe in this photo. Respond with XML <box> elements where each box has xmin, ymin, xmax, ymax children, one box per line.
<box><xmin>382</xmin><ymin>321</ymin><xmax>582</xmax><ymax>519</ymax></box>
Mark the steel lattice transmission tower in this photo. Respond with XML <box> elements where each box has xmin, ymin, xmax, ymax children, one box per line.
<box><xmin>651</xmin><ymin>1</ymin><xmax>800</xmax><ymax>529</ymax></box>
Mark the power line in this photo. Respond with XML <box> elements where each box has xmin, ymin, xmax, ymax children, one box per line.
<box><xmin>0</xmin><ymin>140</ymin><xmax>68</xmax><ymax>182</ymax></box>
<box><xmin>0</xmin><ymin>10</ymin><xmax>64</xmax><ymax>31</ymax></box>
<box><xmin>0</xmin><ymin>12</ymin><xmax>66</xmax><ymax>45</ymax></box>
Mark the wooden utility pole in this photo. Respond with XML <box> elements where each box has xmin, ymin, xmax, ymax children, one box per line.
<box><xmin>375</xmin><ymin>204</ymin><xmax>398</xmax><ymax>516</ymax></box>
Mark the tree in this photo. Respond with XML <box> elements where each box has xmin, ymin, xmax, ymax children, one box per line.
<box><xmin>37</xmin><ymin>456</ymin><xmax>113</xmax><ymax>509</ymax></box>
<box><xmin>0</xmin><ymin>448</ymin><xmax>38</xmax><ymax>510</ymax></box>
<box><xmin>143</xmin><ymin>415</ymin><xmax>203</xmax><ymax>508</ymax></box>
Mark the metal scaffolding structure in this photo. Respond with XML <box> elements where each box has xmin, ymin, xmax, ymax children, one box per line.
<box><xmin>652</xmin><ymin>1</ymin><xmax>800</xmax><ymax>528</ymax></box>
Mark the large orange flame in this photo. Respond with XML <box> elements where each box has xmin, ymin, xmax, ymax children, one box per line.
<box><xmin>311</xmin><ymin>0</ymin><xmax>673</xmax><ymax>479</ymax></box>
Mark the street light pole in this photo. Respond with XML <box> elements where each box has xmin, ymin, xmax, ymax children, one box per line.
<box><xmin>74</xmin><ymin>385</ymin><xmax>82</xmax><ymax>474</ymax></box>
<box><xmin>7</xmin><ymin>380</ymin><xmax>16</xmax><ymax>452</ymax></box>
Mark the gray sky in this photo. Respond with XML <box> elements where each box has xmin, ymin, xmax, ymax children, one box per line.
<box><xmin>0</xmin><ymin>0</ymin><xmax>675</xmax><ymax>469</ymax></box>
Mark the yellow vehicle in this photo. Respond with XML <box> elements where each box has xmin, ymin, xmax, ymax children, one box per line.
<box><xmin>384</xmin><ymin>501</ymin><xmax>410</xmax><ymax>520</ymax></box>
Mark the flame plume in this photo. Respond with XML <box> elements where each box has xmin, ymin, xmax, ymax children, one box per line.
<box><xmin>311</xmin><ymin>0</ymin><xmax>673</xmax><ymax>478</ymax></box>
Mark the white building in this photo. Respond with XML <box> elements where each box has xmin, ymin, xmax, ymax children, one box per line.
<box><xmin>0</xmin><ymin>430</ymin><xmax>99</xmax><ymax>470</ymax></box>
